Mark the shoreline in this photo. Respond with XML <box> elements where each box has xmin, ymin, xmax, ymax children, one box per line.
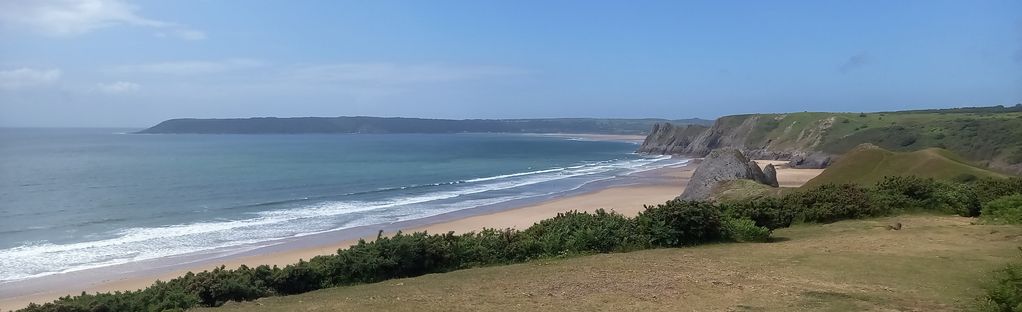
<box><xmin>1</xmin><ymin>157</ymin><xmax>821</xmax><ymax>310</ymax></box>
<box><xmin>0</xmin><ymin>157</ymin><xmax>693</xmax><ymax>310</ymax></box>
<box><xmin>522</xmin><ymin>133</ymin><xmax>648</xmax><ymax>143</ymax></box>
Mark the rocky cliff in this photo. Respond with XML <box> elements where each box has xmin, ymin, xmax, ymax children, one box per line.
<box><xmin>637</xmin><ymin>107</ymin><xmax>1022</xmax><ymax>174</ymax></box>
<box><xmin>679</xmin><ymin>149</ymin><xmax>778</xmax><ymax>201</ymax></box>
<box><xmin>638</xmin><ymin>114</ymin><xmax>836</xmax><ymax>168</ymax></box>
<box><xmin>636</xmin><ymin>123</ymin><xmax>708</xmax><ymax>154</ymax></box>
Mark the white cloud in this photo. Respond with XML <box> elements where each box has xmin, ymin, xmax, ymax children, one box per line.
<box><xmin>96</xmin><ymin>81</ymin><xmax>139</xmax><ymax>94</ymax></box>
<box><xmin>114</xmin><ymin>59</ymin><xmax>264</xmax><ymax>75</ymax></box>
<box><xmin>0</xmin><ymin>0</ymin><xmax>204</xmax><ymax>40</ymax></box>
<box><xmin>287</xmin><ymin>63</ymin><xmax>527</xmax><ymax>84</ymax></box>
<box><xmin>0</xmin><ymin>68</ymin><xmax>62</xmax><ymax>90</ymax></box>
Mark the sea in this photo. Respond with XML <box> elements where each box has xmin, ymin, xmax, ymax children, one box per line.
<box><xmin>0</xmin><ymin>128</ymin><xmax>685</xmax><ymax>285</ymax></box>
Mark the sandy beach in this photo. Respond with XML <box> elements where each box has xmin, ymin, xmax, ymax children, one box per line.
<box><xmin>0</xmin><ymin>157</ymin><xmax>821</xmax><ymax>310</ymax></box>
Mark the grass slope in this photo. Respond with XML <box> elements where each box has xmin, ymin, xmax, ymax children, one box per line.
<box><xmin>201</xmin><ymin>215</ymin><xmax>1022</xmax><ymax>312</ymax></box>
<box><xmin>803</xmin><ymin>144</ymin><xmax>1004</xmax><ymax>188</ymax></box>
<box><xmin>709</xmin><ymin>179</ymin><xmax>790</xmax><ymax>202</ymax></box>
<box><xmin>699</xmin><ymin>107</ymin><xmax>1022</xmax><ymax>174</ymax></box>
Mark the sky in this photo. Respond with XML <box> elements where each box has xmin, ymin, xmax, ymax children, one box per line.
<box><xmin>0</xmin><ymin>0</ymin><xmax>1020</xmax><ymax>127</ymax></box>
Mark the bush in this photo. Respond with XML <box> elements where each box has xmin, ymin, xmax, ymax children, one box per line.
<box><xmin>976</xmin><ymin>261</ymin><xmax>1022</xmax><ymax>312</ymax></box>
<box><xmin>18</xmin><ymin>201</ymin><xmax>743</xmax><ymax>312</ymax></box>
<box><xmin>636</xmin><ymin>200</ymin><xmax>723</xmax><ymax>247</ymax></box>
<box><xmin>721</xmin><ymin>218</ymin><xmax>771</xmax><ymax>242</ymax></box>
<box><xmin>719</xmin><ymin>197</ymin><xmax>794</xmax><ymax>230</ymax></box>
<box><xmin>974</xmin><ymin>177</ymin><xmax>1022</xmax><ymax>205</ymax></box>
<box><xmin>29</xmin><ymin>175</ymin><xmax>1015</xmax><ymax>312</ymax></box>
<box><xmin>980</xmin><ymin>195</ymin><xmax>1022</xmax><ymax>225</ymax></box>
<box><xmin>521</xmin><ymin>209</ymin><xmax>640</xmax><ymax>255</ymax></box>
<box><xmin>870</xmin><ymin>176</ymin><xmax>980</xmax><ymax>216</ymax></box>
<box><xmin>783</xmin><ymin>184</ymin><xmax>887</xmax><ymax>223</ymax></box>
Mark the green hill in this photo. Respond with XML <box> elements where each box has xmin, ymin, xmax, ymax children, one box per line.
<box><xmin>640</xmin><ymin>104</ymin><xmax>1022</xmax><ymax>174</ymax></box>
<box><xmin>803</xmin><ymin>144</ymin><xmax>1005</xmax><ymax>188</ymax></box>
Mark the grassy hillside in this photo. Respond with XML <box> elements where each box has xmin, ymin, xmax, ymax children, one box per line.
<box><xmin>655</xmin><ymin>105</ymin><xmax>1022</xmax><ymax>174</ymax></box>
<box><xmin>803</xmin><ymin>144</ymin><xmax>1005</xmax><ymax>188</ymax></box>
<box><xmin>201</xmin><ymin>215</ymin><xmax>1022</xmax><ymax>312</ymax></box>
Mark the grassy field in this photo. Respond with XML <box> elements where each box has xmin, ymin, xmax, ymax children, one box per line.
<box><xmin>200</xmin><ymin>215</ymin><xmax>1022</xmax><ymax>312</ymax></box>
<box><xmin>803</xmin><ymin>144</ymin><xmax>1005</xmax><ymax>188</ymax></box>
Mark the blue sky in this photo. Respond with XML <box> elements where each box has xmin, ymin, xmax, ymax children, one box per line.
<box><xmin>0</xmin><ymin>0</ymin><xmax>1020</xmax><ymax>127</ymax></box>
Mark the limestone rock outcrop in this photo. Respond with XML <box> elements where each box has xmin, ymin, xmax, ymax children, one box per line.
<box><xmin>679</xmin><ymin>149</ymin><xmax>778</xmax><ymax>201</ymax></box>
<box><xmin>762</xmin><ymin>164</ymin><xmax>779</xmax><ymax>187</ymax></box>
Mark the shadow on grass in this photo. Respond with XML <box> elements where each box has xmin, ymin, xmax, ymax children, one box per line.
<box><xmin>768</xmin><ymin>236</ymin><xmax>792</xmax><ymax>243</ymax></box>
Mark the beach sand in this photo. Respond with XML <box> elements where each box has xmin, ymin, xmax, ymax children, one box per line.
<box><xmin>754</xmin><ymin>160</ymin><xmax>826</xmax><ymax>187</ymax></box>
<box><xmin>0</xmin><ymin>158</ymin><xmax>821</xmax><ymax>310</ymax></box>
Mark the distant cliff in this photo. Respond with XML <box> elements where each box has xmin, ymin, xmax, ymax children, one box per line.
<box><xmin>639</xmin><ymin>105</ymin><xmax>1022</xmax><ymax>174</ymax></box>
<box><xmin>636</xmin><ymin>123</ymin><xmax>708</xmax><ymax>154</ymax></box>
<box><xmin>139</xmin><ymin>117</ymin><xmax>713</xmax><ymax>135</ymax></box>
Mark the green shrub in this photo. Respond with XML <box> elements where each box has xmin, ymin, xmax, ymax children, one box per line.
<box><xmin>521</xmin><ymin>209</ymin><xmax>640</xmax><ymax>255</ymax></box>
<box><xmin>721</xmin><ymin>217</ymin><xmax>771</xmax><ymax>242</ymax></box>
<box><xmin>636</xmin><ymin>200</ymin><xmax>723</xmax><ymax>247</ymax></box>
<box><xmin>783</xmin><ymin>184</ymin><xmax>888</xmax><ymax>223</ymax></box>
<box><xmin>976</xmin><ymin>261</ymin><xmax>1022</xmax><ymax>312</ymax></box>
<box><xmin>24</xmin><ymin>176</ymin><xmax>1013</xmax><ymax>312</ymax></box>
<box><xmin>980</xmin><ymin>195</ymin><xmax>1022</xmax><ymax>225</ymax></box>
<box><xmin>974</xmin><ymin>177</ymin><xmax>1022</xmax><ymax>204</ymax></box>
<box><xmin>719</xmin><ymin>197</ymin><xmax>794</xmax><ymax>230</ymax></box>
<box><xmin>870</xmin><ymin>176</ymin><xmax>980</xmax><ymax>216</ymax></box>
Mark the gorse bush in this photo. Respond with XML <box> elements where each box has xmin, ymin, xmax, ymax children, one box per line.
<box><xmin>871</xmin><ymin>175</ymin><xmax>982</xmax><ymax>216</ymax></box>
<box><xmin>721</xmin><ymin>218</ymin><xmax>771</xmax><ymax>242</ymax></box>
<box><xmin>636</xmin><ymin>200</ymin><xmax>722</xmax><ymax>247</ymax></box>
<box><xmin>975</xmin><ymin>177</ymin><xmax>1022</xmax><ymax>205</ymax></box>
<box><xmin>783</xmin><ymin>183</ymin><xmax>886</xmax><ymax>223</ymax></box>
<box><xmin>521</xmin><ymin>209</ymin><xmax>641</xmax><ymax>254</ymax></box>
<box><xmin>18</xmin><ymin>176</ymin><xmax>1022</xmax><ymax>312</ymax></box>
<box><xmin>980</xmin><ymin>195</ymin><xmax>1022</xmax><ymax>225</ymax></box>
<box><xmin>976</xmin><ymin>261</ymin><xmax>1022</xmax><ymax>312</ymax></box>
<box><xmin>19</xmin><ymin>202</ymin><xmax>739</xmax><ymax>312</ymax></box>
<box><xmin>735</xmin><ymin>176</ymin><xmax>1021</xmax><ymax>226</ymax></box>
<box><xmin>719</xmin><ymin>197</ymin><xmax>793</xmax><ymax>230</ymax></box>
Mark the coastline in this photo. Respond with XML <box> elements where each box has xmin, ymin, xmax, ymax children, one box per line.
<box><xmin>0</xmin><ymin>160</ymin><xmax>695</xmax><ymax>310</ymax></box>
<box><xmin>0</xmin><ymin>156</ymin><xmax>820</xmax><ymax>310</ymax></box>
<box><xmin>522</xmin><ymin>133</ymin><xmax>648</xmax><ymax>143</ymax></box>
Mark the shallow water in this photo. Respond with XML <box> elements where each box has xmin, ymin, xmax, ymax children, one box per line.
<box><xmin>0</xmin><ymin>129</ymin><xmax>680</xmax><ymax>283</ymax></box>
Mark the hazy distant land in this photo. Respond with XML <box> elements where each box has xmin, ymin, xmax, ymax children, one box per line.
<box><xmin>138</xmin><ymin>117</ymin><xmax>714</xmax><ymax>135</ymax></box>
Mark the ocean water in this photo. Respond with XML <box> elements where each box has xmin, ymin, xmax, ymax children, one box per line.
<box><xmin>0</xmin><ymin>128</ymin><xmax>682</xmax><ymax>283</ymax></box>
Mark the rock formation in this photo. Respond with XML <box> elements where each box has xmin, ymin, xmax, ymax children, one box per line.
<box><xmin>679</xmin><ymin>148</ymin><xmax>779</xmax><ymax>201</ymax></box>
<box><xmin>636</xmin><ymin>123</ymin><xmax>709</xmax><ymax>154</ymax></box>
<box><xmin>762</xmin><ymin>164</ymin><xmax>779</xmax><ymax>187</ymax></box>
<box><xmin>787</xmin><ymin>152</ymin><xmax>832</xmax><ymax>169</ymax></box>
<box><xmin>637</xmin><ymin>116</ymin><xmax>836</xmax><ymax>169</ymax></box>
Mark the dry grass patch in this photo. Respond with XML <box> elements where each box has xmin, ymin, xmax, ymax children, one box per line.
<box><xmin>201</xmin><ymin>215</ymin><xmax>1022</xmax><ymax>312</ymax></box>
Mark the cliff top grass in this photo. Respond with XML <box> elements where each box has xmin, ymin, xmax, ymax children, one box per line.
<box><xmin>199</xmin><ymin>215</ymin><xmax>1022</xmax><ymax>312</ymax></box>
<box><xmin>709</xmin><ymin>106</ymin><xmax>1022</xmax><ymax>173</ymax></box>
<box><xmin>803</xmin><ymin>144</ymin><xmax>1005</xmax><ymax>188</ymax></box>
<box><xmin>709</xmin><ymin>179</ymin><xmax>793</xmax><ymax>202</ymax></box>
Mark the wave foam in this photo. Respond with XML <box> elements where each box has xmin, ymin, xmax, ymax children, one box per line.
<box><xmin>0</xmin><ymin>155</ymin><xmax>685</xmax><ymax>283</ymax></box>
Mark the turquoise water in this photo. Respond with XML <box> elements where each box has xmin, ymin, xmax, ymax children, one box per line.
<box><xmin>0</xmin><ymin>129</ymin><xmax>679</xmax><ymax>283</ymax></box>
